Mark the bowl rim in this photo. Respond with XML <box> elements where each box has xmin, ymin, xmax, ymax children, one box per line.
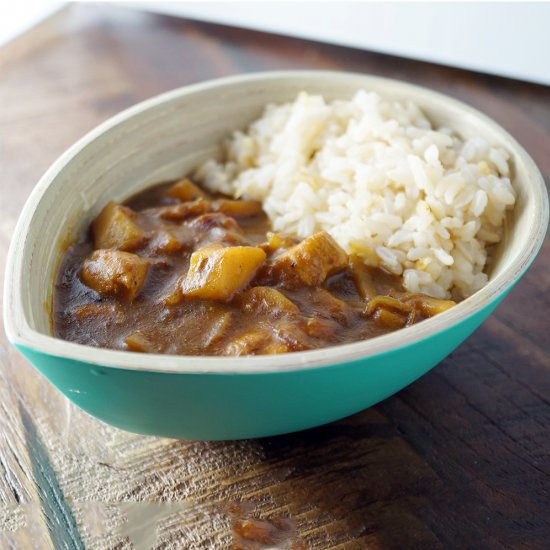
<box><xmin>4</xmin><ymin>70</ymin><xmax>548</xmax><ymax>374</ymax></box>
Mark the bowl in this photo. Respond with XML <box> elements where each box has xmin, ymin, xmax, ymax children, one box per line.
<box><xmin>4</xmin><ymin>71</ymin><xmax>548</xmax><ymax>440</ymax></box>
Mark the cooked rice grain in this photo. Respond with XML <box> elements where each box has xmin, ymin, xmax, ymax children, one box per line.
<box><xmin>195</xmin><ymin>91</ymin><xmax>515</xmax><ymax>299</ymax></box>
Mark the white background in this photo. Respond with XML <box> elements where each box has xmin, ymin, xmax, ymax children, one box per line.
<box><xmin>2</xmin><ymin>2</ymin><xmax>550</xmax><ymax>86</ymax></box>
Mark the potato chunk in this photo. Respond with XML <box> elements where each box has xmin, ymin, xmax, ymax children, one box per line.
<box><xmin>166</xmin><ymin>178</ymin><xmax>207</xmax><ymax>202</ymax></box>
<box><xmin>92</xmin><ymin>202</ymin><xmax>146</xmax><ymax>251</ymax></box>
<box><xmin>268</xmin><ymin>231</ymin><xmax>348</xmax><ymax>287</ymax></box>
<box><xmin>81</xmin><ymin>250</ymin><xmax>149</xmax><ymax>301</ymax></box>
<box><xmin>182</xmin><ymin>245</ymin><xmax>266</xmax><ymax>301</ymax></box>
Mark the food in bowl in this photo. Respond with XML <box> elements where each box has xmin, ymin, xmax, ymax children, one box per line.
<box><xmin>54</xmin><ymin>179</ymin><xmax>456</xmax><ymax>355</ymax></box>
<box><xmin>6</xmin><ymin>71</ymin><xmax>546</xmax><ymax>440</ymax></box>
<box><xmin>197</xmin><ymin>90</ymin><xmax>516</xmax><ymax>300</ymax></box>
<box><xmin>53</xmin><ymin>90</ymin><xmax>515</xmax><ymax>356</ymax></box>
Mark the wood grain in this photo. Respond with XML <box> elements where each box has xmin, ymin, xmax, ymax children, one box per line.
<box><xmin>0</xmin><ymin>4</ymin><xmax>549</xmax><ymax>549</ymax></box>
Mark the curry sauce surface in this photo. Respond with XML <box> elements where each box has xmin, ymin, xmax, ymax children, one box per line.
<box><xmin>54</xmin><ymin>180</ymin><xmax>454</xmax><ymax>355</ymax></box>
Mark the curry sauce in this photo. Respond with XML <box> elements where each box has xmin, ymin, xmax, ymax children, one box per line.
<box><xmin>53</xmin><ymin>179</ymin><xmax>455</xmax><ymax>355</ymax></box>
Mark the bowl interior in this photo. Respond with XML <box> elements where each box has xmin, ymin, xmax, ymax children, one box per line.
<box><xmin>6</xmin><ymin>71</ymin><xmax>548</xmax><ymax>372</ymax></box>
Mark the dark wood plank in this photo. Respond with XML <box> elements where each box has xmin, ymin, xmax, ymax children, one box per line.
<box><xmin>0</xmin><ymin>4</ymin><xmax>548</xmax><ymax>548</ymax></box>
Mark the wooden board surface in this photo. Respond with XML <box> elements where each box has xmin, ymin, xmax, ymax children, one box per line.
<box><xmin>0</xmin><ymin>4</ymin><xmax>549</xmax><ymax>549</ymax></box>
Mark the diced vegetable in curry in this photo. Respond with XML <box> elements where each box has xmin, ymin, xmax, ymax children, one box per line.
<box><xmin>181</xmin><ymin>245</ymin><xmax>266</xmax><ymax>301</ymax></box>
<box><xmin>81</xmin><ymin>249</ymin><xmax>149</xmax><ymax>301</ymax></box>
<box><xmin>53</xmin><ymin>178</ymin><xmax>456</xmax><ymax>356</ymax></box>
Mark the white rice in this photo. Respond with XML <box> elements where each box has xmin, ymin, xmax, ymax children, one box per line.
<box><xmin>195</xmin><ymin>91</ymin><xmax>516</xmax><ymax>299</ymax></box>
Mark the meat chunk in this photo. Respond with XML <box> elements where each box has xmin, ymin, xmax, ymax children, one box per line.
<box><xmin>372</xmin><ymin>308</ymin><xmax>407</xmax><ymax>330</ymax></box>
<box><xmin>181</xmin><ymin>245</ymin><xmax>266</xmax><ymax>301</ymax></box>
<box><xmin>151</xmin><ymin>229</ymin><xmax>183</xmax><ymax>254</ymax></box>
<box><xmin>266</xmin><ymin>231</ymin><xmax>348</xmax><ymax>288</ymax></box>
<box><xmin>213</xmin><ymin>199</ymin><xmax>263</xmax><ymax>218</ymax></box>
<box><xmin>364</xmin><ymin>295</ymin><xmax>412</xmax><ymax>316</ymax></box>
<box><xmin>125</xmin><ymin>331</ymin><xmax>158</xmax><ymax>353</ymax></box>
<box><xmin>187</xmin><ymin>213</ymin><xmax>246</xmax><ymax>247</ymax></box>
<box><xmin>302</xmin><ymin>317</ymin><xmax>339</xmax><ymax>340</ymax></box>
<box><xmin>364</xmin><ymin>293</ymin><xmax>455</xmax><ymax>327</ymax></box>
<box><xmin>236</xmin><ymin>287</ymin><xmax>299</xmax><ymax>317</ymax></box>
<box><xmin>272</xmin><ymin>320</ymin><xmax>313</xmax><ymax>352</ymax></box>
<box><xmin>363</xmin><ymin>295</ymin><xmax>412</xmax><ymax>327</ymax></box>
<box><xmin>224</xmin><ymin>329</ymin><xmax>290</xmax><ymax>356</ymax></box>
<box><xmin>92</xmin><ymin>202</ymin><xmax>146</xmax><ymax>251</ymax></box>
<box><xmin>259</xmin><ymin>232</ymin><xmax>300</xmax><ymax>255</ymax></box>
<box><xmin>81</xmin><ymin>250</ymin><xmax>149</xmax><ymax>301</ymax></box>
<box><xmin>310</xmin><ymin>288</ymin><xmax>353</xmax><ymax>325</ymax></box>
<box><xmin>202</xmin><ymin>312</ymin><xmax>233</xmax><ymax>349</ymax></box>
<box><xmin>150</xmin><ymin>198</ymin><xmax>261</xmax><ymax>222</ymax></box>
<box><xmin>350</xmin><ymin>255</ymin><xmax>378</xmax><ymax>300</ymax></box>
<box><xmin>400</xmin><ymin>294</ymin><xmax>456</xmax><ymax>317</ymax></box>
<box><xmin>166</xmin><ymin>178</ymin><xmax>207</xmax><ymax>202</ymax></box>
<box><xmin>188</xmin><ymin>213</ymin><xmax>241</xmax><ymax>233</ymax></box>
<box><xmin>153</xmin><ymin>199</ymin><xmax>210</xmax><ymax>221</ymax></box>
<box><xmin>72</xmin><ymin>303</ymin><xmax>124</xmax><ymax>324</ymax></box>
<box><xmin>224</xmin><ymin>318</ymin><xmax>312</xmax><ymax>356</ymax></box>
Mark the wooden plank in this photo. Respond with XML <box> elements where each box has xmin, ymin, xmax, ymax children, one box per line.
<box><xmin>0</xmin><ymin>3</ymin><xmax>548</xmax><ymax>548</ymax></box>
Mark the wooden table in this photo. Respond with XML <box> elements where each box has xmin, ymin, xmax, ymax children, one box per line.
<box><xmin>1</xmin><ymin>5</ymin><xmax>549</xmax><ymax>549</ymax></box>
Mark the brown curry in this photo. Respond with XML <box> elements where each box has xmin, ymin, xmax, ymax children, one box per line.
<box><xmin>53</xmin><ymin>179</ymin><xmax>455</xmax><ymax>355</ymax></box>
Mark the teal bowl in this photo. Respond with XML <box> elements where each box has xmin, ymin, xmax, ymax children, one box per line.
<box><xmin>4</xmin><ymin>72</ymin><xmax>548</xmax><ymax>440</ymax></box>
